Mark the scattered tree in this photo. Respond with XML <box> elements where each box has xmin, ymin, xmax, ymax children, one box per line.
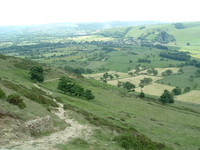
<box><xmin>123</xmin><ymin>82</ymin><xmax>136</xmax><ymax>91</ymax></box>
<box><xmin>172</xmin><ymin>87</ymin><xmax>182</xmax><ymax>95</ymax></box>
<box><xmin>115</xmin><ymin>74</ymin><xmax>119</xmax><ymax>79</ymax></box>
<box><xmin>128</xmin><ymin>72</ymin><xmax>134</xmax><ymax>77</ymax></box>
<box><xmin>162</xmin><ymin>69</ymin><xmax>173</xmax><ymax>76</ymax></box>
<box><xmin>117</xmin><ymin>81</ymin><xmax>135</xmax><ymax>91</ymax></box>
<box><xmin>140</xmin><ymin>77</ymin><xmax>152</xmax><ymax>86</ymax></box>
<box><xmin>109</xmin><ymin>75</ymin><xmax>114</xmax><ymax>80</ymax></box>
<box><xmin>103</xmin><ymin>72</ymin><xmax>109</xmax><ymax>79</ymax></box>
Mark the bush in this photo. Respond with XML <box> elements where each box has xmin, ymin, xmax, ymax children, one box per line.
<box><xmin>139</xmin><ymin>92</ymin><xmax>145</xmax><ymax>98</ymax></box>
<box><xmin>115</xmin><ymin>133</ymin><xmax>143</xmax><ymax>149</ymax></box>
<box><xmin>0</xmin><ymin>88</ymin><xmax>6</xmax><ymax>98</ymax></box>
<box><xmin>7</xmin><ymin>94</ymin><xmax>26</xmax><ymax>109</ymax></box>
<box><xmin>115</xmin><ymin>133</ymin><xmax>159</xmax><ymax>150</ymax></box>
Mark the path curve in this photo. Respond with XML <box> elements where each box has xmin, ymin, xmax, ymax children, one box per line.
<box><xmin>1</xmin><ymin>84</ymin><xmax>92</xmax><ymax>150</ymax></box>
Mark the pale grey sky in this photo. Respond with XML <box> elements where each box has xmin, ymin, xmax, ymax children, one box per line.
<box><xmin>0</xmin><ymin>0</ymin><xmax>199</xmax><ymax>26</ymax></box>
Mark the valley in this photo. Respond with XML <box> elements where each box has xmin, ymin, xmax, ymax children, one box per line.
<box><xmin>0</xmin><ymin>21</ymin><xmax>200</xmax><ymax>150</ymax></box>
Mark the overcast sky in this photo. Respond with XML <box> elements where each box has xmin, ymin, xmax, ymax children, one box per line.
<box><xmin>0</xmin><ymin>0</ymin><xmax>199</xmax><ymax>26</ymax></box>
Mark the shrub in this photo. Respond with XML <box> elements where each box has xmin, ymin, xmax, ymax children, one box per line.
<box><xmin>115</xmin><ymin>133</ymin><xmax>143</xmax><ymax>149</ymax></box>
<box><xmin>139</xmin><ymin>92</ymin><xmax>145</xmax><ymax>98</ymax></box>
<box><xmin>115</xmin><ymin>133</ymin><xmax>159</xmax><ymax>150</ymax></box>
<box><xmin>7</xmin><ymin>94</ymin><xmax>26</xmax><ymax>109</ymax></box>
<box><xmin>0</xmin><ymin>88</ymin><xmax>6</xmax><ymax>98</ymax></box>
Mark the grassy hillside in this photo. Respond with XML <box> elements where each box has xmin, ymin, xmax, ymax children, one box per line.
<box><xmin>0</xmin><ymin>55</ymin><xmax>70</xmax><ymax>146</ymax></box>
<box><xmin>40</xmin><ymin>76</ymin><xmax>200</xmax><ymax>150</ymax></box>
<box><xmin>1</xmin><ymin>54</ymin><xmax>200</xmax><ymax>149</ymax></box>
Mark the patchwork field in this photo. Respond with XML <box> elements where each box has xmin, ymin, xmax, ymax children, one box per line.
<box><xmin>107</xmin><ymin>75</ymin><xmax>162</xmax><ymax>87</ymax></box>
<box><xmin>135</xmin><ymin>83</ymin><xmax>175</xmax><ymax>96</ymax></box>
<box><xmin>176</xmin><ymin>90</ymin><xmax>200</xmax><ymax>104</ymax></box>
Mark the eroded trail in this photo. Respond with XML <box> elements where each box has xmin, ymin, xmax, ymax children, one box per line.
<box><xmin>2</xmin><ymin>84</ymin><xmax>92</xmax><ymax>150</ymax></box>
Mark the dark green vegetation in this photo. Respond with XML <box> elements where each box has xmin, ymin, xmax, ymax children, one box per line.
<box><xmin>6</xmin><ymin>94</ymin><xmax>26</xmax><ymax>109</ymax></box>
<box><xmin>159</xmin><ymin>90</ymin><xmax>174</xmax><ymax>104</ymax></box>
<box><xmin>30</xmin><ymin>66</ymin><xmax>44</xmax><ymax>82</ymax></box>
<box><xmin>57</xmin><ymin>77</ymin><xmax>95</xmax><ymax>100</ymax></box>
<box><xmin>117</xmin><ymin>81</ymin><xmax>136</xmax><ymax>91</ymax></box>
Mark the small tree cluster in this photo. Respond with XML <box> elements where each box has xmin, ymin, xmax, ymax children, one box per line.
<box><xmin>172</xmin><ymin>87</ymin><xmax>182</xmax><ymax>95</ymax></box>
<box><xmin>102</xmin><ymin>72</ymin><xmax>114</xmax><ymax>80</ymax></box>
<box><xmin>162</xmin><ymin>69</ymin><xmax>173</xmax><ymax>76</ymax></box>
<box><xmin>118</xmin><ymin>81</ymin><xmax>135</xmax><ymax>91</ymax></box>
<box><xmin>30</xmin><ymin>66</ymin><xmax>44</xmax><ymax>82</ymax></box>
<box><xmin>159</xmin><ymin>90</ymin><xmax>174</xmax><ymax>104</ymax></box>
<box><xmin>147</xmin><ymin>68</ymin><xmax>158</xmax><ymax>76</ymax></box>
<box><xmin>6</xmin><ymin>94</ymin><xmax>26</xmax><ymax>109</ymax></box>
<box><xmin>58</xmin><ymin>77</ymin><xmax>95</xmax><ymax>100</ymax></box>
<box><xmin>139</xmin><ymin>77</ymin><xmax>152</xmax><ymax>87</ymax></box>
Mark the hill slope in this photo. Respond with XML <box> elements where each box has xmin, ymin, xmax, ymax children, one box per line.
<box><xmin>99</xmin><ymin>21</ymin><xmax>200</xmax><ymax>59</ymax></box>
<box><xmin>1</xmin><ymin>54</ymin><xmax>200</xmax><ymax>149</ymax></box>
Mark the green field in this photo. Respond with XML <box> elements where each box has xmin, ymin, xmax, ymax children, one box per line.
<box><xmin>158</xmin><ymin>66</ymin><xmax>200</xmax><ymax>90</ymax></box>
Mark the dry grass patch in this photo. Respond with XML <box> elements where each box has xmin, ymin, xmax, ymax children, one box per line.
<box><xmin>175</xmin><ymin>90</ymin><xmax>200</xmax><ymax>104</ymax></box>
<box><xmin>135</xmin><ymin>83</ymin><xmax>175</xmax><ymax>96</ymax></box>
<box><xmin>108</xmin><ymin>75</ymin><xmax>162</xmax><ymax>87</ymax></box>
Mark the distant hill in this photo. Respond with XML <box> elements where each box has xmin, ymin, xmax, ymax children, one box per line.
<box><xmin>0</xmin><ymin>21</ymin><xmax>162</xmax><ymax>36</ymax></box>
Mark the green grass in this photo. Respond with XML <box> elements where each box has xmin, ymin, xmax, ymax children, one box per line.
<box><xmin>158</xmin><ymin>66</ymin><xmax>200</xmax><ymax>90</ymax></box>
<box><xmin>101</xmin><ymin>47</ymin><xmax>183</xmax><ymax>72</ymax></box>
<box><xmin>41</xmin><ymin>78</ymin><xmax>200</xmax><ymax>150</ymax></box>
